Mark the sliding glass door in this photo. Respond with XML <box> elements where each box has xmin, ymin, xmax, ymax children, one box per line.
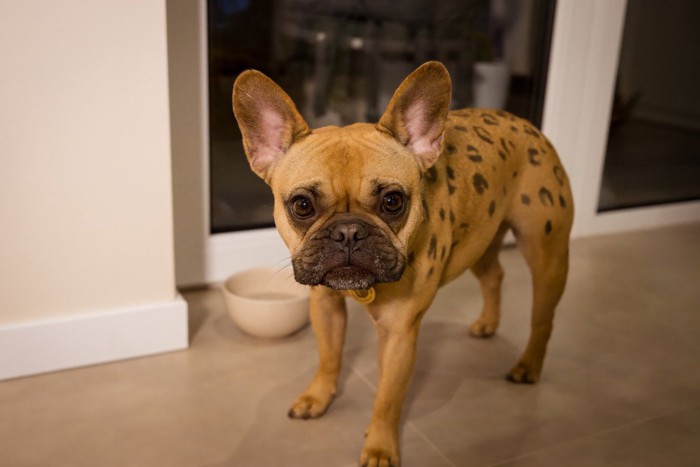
<box><xmin>598</xmin><ymin>0</ymin><xmax>700</xmax><ymax>212</ymax></box>
<box><xmin>168</xmin><ymin>0</ymin><xmax>700</xmax><ymax>286</ymax></box>
<box><xmin>207</xmin><ymin>0</ymin><xmax>557</xmax><ymax>234</ymax></box>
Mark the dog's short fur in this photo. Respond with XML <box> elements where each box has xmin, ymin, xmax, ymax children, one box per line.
<box><xmin>233</xmin><ymin>62</ymin><xmax>573</xmax><ymax>466</ymax></box>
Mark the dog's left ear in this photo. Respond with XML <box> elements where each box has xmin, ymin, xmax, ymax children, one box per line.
<box><xmin>377</xmin><ymin>61</ymin><xmax>452</xmax><ymax>171</ymax></box>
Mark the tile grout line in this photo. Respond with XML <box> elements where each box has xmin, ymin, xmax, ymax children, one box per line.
<box><xmin>349</xmin><ymin>365</ymin><xmax>457</xmax><ymax>467</ymax></box>
<box><xmin>349</xmin><ymin>365</ymin><xmax>377</xmax><ymax>391</ymax></box>
<box><xmin>482</xmin><ymin>402</ymin><xmax>700</xmax><ymax>467</ymax></box>
<box><xmin>406</xmin><ymin>420</ymin><xmax>459</xmax><ymax>467</ymax></box>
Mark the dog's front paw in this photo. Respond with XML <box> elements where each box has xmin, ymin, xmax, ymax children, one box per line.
<box><xmin>288</xmin><ymin>393</ymin><xmax>334</xmax><ymax>419</ymax></box>
<box><xmin>361</xmin><ymin>426</ymin><xmax>399</xmax><ymax>467</ymax></box>
<box><xmin>360</xmin><ymin>445</ymin><xmax>399</xmax><ymax>467</ymax></box>
<box><xmin>469</xmin><ymin>317</ymin><xmax>498</xmax><ymax>338</ymax></box>
<box><xmin>506</xmin><ymin>362</ymin><xmax>540</xmax><ymax>384</ymax></box>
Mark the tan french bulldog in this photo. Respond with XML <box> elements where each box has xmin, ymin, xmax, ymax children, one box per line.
<box><xmin>232</xmin><ymin>61</ymin><xmax>573</xmax><ymax>466</ymax></box>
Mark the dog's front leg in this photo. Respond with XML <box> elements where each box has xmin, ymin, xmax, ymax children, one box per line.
<box><xmin>288</xmin><ymin>286</ymin><xmax>347</xmax><ymax>419</ymax></box>
<box><xmin>361</xmin><ymin>306</ymin><xmax>424</xmax><ymax>467</ymax></box>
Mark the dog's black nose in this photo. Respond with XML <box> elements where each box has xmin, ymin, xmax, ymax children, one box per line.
<box><xmin>330</xmin><ymin>222</ymin><xmax>369</xmax><ymax>249</ymax></box>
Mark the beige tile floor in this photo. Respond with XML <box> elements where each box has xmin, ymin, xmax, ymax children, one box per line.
<box><xmin>2</xmin><ymin>222</ymin><xmax>700</xmax><ymax>466</ymax></box>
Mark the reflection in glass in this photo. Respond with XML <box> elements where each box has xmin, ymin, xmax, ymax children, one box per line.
<box><xmin>599</xmin><ymin>0</ymin><xmax>700</xmax><ymax>212</ymax></box>
<box><xmin>208</xmin><ymin>0</ymin><xmax>556</xmax><ymax>233</ymax></box>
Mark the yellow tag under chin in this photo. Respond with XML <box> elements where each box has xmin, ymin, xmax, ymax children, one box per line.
<box><xmin>348</xmin><ymin>287</ymin><xmax>376</xmax><ymax>305</ymax></box>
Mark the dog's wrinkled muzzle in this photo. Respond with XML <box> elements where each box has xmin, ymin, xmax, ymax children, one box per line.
<box><xmin>292</xmin><ymin>217</ymin><xmax>404</xmax><ymax>290</ymax></box>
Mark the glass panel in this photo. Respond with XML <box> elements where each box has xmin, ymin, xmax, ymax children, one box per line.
<box><xmin>208</xmin><ymin>0</ymin><xmax>556</xmax><ymax>233</ymax></box>
<box><xmin>598</xmin><ymin>0</ymin><xmax>700</xmax><ymax>212</ymax></box>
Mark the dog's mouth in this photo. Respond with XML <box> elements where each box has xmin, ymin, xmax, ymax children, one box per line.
<box><xmin>321</xmin><ymin>266</ymin><xmax>379</xmax><ymax>291</ymax></box>
<box><xmin>291</xmin><ymin>215</ymin><xmax>405</xmax><ymax>291</ymax></box>
<box><xmin>294</xmin><ymin>254</ymin><xmax>404</xmax><ymax>291</ymax></box>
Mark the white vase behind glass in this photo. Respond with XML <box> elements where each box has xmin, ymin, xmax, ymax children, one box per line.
<box><xmin>473</xmin><ymin>61</ymin><xmax>510</xmax><ymax>109</ymax></box>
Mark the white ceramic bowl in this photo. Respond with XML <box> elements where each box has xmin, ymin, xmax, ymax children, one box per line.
<box><xmin>222</xmin><ymin>268</ymin><xmax>310</xmax><ymax>338</ymax></box>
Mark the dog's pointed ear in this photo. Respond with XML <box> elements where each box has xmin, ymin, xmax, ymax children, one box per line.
<box><xmin>377</xmin><ymin>61</ymin><xmax>452</xmax><ymax>171</ymax></box>
<box><xmin>232</xmin><ymin>70</ymin><xmax>310</xmax><ymax>182</ymax></box>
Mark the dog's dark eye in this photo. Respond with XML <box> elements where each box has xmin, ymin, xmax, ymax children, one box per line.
<box><xmin>291</xmin><ymin>196</ymin><xmax>315</xmax><ymax>219</ymax></box>
<box><xmin>381</xmin><ymin>192</ymin><xmax>404</xmax><ymax>215</ymax></box>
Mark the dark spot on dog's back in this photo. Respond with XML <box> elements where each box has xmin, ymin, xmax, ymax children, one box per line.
<box><xmin>488</xmin><ymin>201</ymin><xmax>496</xmax><ymax>217</ymax></box>
<box><xmin>445</xmin><ymin>165</ymin><xmax>457</xmax><ymax>194</ymax></box>
<box><xmin>439</xmin><ymin>208</ymin><xmax>445</xmax><ymax>221</ymax></box>
<box><xmin>467</xmin><ymin>145</ymin><xmax>483</xmax><ymax>162</ymax></box>
<box><xmin>472</xmin><ymin>173</ymin><xmax>489</xmax><ymax>194</ymax></box>
<box><xmin>428</xmin><ymin>235</ymin><xmax>437</xmax><ymax>259</ymax></box>
<box><xmin>445</xmin><ymin>143</ymin><xmax>456</xmax><ymax>154</ymax></box>
<box><xmin>502</xmin><ymin>139</ymin><xmax>515</xmax><ymax>158</ymax></box>
<box><xmin>521</xmin><ymin>194</ymin><xmax>531</xmax><ymax>205</ymax></box>
<box><xmin>553</xmin><ymin>166</ymin><xmax>565</xmax><ymax>186</ymax></box>
<box><xmin>539</xmin><ymin>187</ymin><xmax>554</xmax><ymax>206</ymax></box>
<box><xmin>559</xmin><ymin>194</ymin><xmax>567</xmax><ymax>208</ymax></box>
<box><xmin>528</xmin><ymin>148</ymin><xmax>541</xmax><ymax>166</ymax></box>
<box><xmin>474</xmin><ymin>126</ymin><xmax>494</xmax><ymax>145</ymax></box>
<box><xmin>422</xmin><ymin>199</ymin><xmax>430</xmax><ymax>222</ymax></box>
<box><xmin>449</xmin><ymin>210</ymin><xmax>456</xmax><ymax>225</ymax></box>
<box><xmin>510</xmin><ymin>126</ymin><xmax>518</xmax><ymax>132</ymax></box>
<box><xmin>481</xmin><ymin>113</ymin><xmax>499</xmax><ymax>126</ymax></box>
<box><xmin>427</xmin><ymin>266</ymin><xmax>434</xmax><ymax>278</ymax></box>
<box><xmin>524</xmin><ymin>126</ymin><xmax>540</xmax><ymax>138</ymax></box>
<box><xmin>441</xmin><ymin>245</ymin><xmax>446</xmax><ymax>261</ymax></box>
<box><xmin>545</xmin><ymin>220</ymin><xmax>552</xmax><ymax>234</ymax></box>
<box><xmin>454</xmin><ymin>125</ymin><xmax>468</xmax><ymax>132</ymax></box>
<box><xmin>500</xmin><ymin>138</ymin><xmax>511</xmax><ymax>155</ymax></box>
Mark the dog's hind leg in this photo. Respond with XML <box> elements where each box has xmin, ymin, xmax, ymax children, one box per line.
<box><xmin>469</xmin><ymin>222</ymin><xmax>509</xmax><ymax>338</ymax></box>
<box><xmin>508</xmin><ymin>222</ymin><xmax>570</xmax><ymax>383</ymax></box>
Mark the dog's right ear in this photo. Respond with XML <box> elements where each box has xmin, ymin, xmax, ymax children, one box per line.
<box><xmin>232</xmin><ymin>70</ymin><xmax>310</xmax><ymax>183</ymax></box>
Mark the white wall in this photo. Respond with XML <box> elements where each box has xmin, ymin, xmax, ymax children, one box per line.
<box><xmin>0</xmin><ymin>1</ymin><xmax>187</xmax><ymax>379</ymax></box>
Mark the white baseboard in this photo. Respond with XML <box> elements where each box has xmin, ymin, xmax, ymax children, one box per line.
<box><xmin>0</xmin><ymin>296</ymin><xmax>189</xmax><ymax>381</ymax></box>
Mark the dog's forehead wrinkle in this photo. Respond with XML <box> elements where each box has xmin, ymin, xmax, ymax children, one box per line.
<box><xmin>347</xmin><ymin>131</ymin><xmax>409</xmax><ymax>161</ymax></box>
<box><xmin>372</xmin><ymin>177</ymin><xmax>410</xmax><ymax>194</ymax></box>
<box><xmin>287</xmin><ymin>131</ymin><xmax>419</xmax><ymax>229</ymax></box>
<box><xmin>288</xmin><ymin>180</ymin><xmax>321</xmax><ymax>197</ymax></box>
